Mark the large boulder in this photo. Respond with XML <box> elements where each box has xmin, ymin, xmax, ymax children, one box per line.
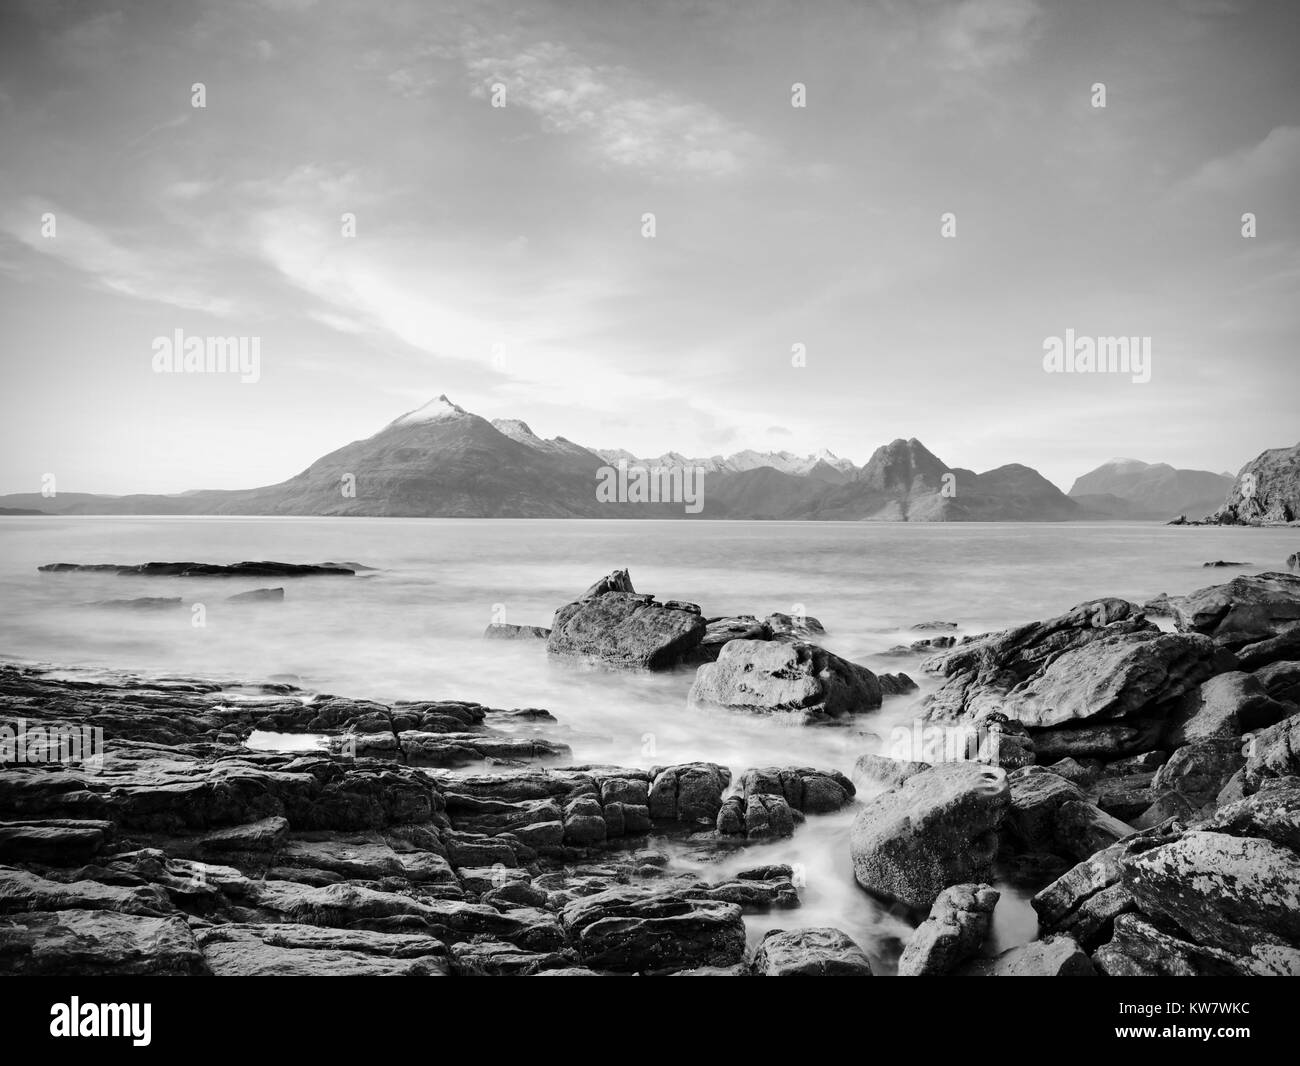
<box><xmin>1165</xmin><ymin>671</ymin><xmax>1293</xmax><ymax>745</ymax></box>
<box><xmin>689</xmin><ymin>640</ymin><xmax>883</xmax><ymax>724</ymax></box>
<box><xmin>850</xmin><ymin>762</ymin><xmax>1010</xmax><ymax>909</ymax></box>
<box><xmin>0</xmin><ymin>909</ymin><xmax>209</xmax><ymax>976</ymax></box>
<box><xmin>751</xmin><ymin>927</ymin><xmax>872</xmax><ymax>976</ymax></box>
<box><xmin>1004</xmin><ymin>767</ymin><xmax>1132</xmax><ymax>860</ymax></box>
<box><xmin>1121</xmin><ymin>829</ymin><xmax>1300</xmax><ymax>955</ymax></box>
<box><xmin>1243</xmin><ymin>713</ymin><xmax>1300</xmax><ymax>791</ymax></box>
<box><xmin>897</xmin><ymin>883</ymin><xmax>999</xmax><ymax>976</ymax></box>
<box><xmin>548</xmin><ymin>590</ymin><xmax>706</xmax><ymax>670</ymax></box>
<box><xmin>1164</xmin><ymin>572</ymin><xmax>1300</xmax><ymax>648</ymax></box>
<box><xmin>921</xmin><ymin>600</ymin><xmax>1229</xmax><ymax>757</ymax></box>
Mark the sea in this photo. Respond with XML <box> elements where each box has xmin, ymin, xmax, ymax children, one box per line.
<box><xmin>2</xmin><ymin>516</ymin><xmax>1295</xmax><ymax>970</ymax></box>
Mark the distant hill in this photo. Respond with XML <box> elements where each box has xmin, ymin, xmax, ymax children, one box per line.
<box><xmin>1068</xmin><ymin>458</ymin><xmax>1234</xmax><ymax>520</ymax></box>
<box><xmin>0</xmin><ymin>394</ymin><xmax>1262</xmax><ymax>522</ymax></box>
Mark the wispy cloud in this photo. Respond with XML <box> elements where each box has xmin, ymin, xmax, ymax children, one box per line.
<box><xmin>459</xmin><ymin>35</ymin><xmax>762</xmax><ymax>177</ymax></box>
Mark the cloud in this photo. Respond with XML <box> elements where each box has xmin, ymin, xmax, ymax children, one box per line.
<box><xmin>0</xmin><ymin>199</ymin><xmax>236</xmax><ymax>315</ymax></box>
<box><xmin>459</xmin><ymin>36</ymin><xmax>762</xmax><ymax>176</ymax></box>
<box><xmin>1182</xmin><ymin>125</ymin><xmax>1300</xmax><ymax>194</ymax></box>
<box><xmin>932</xmin><ymin>0</ymin><xmax>1043</xmax><ymax>71</ymax></box>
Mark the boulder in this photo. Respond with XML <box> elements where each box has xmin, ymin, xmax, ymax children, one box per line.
<box><xmin>548</xmin><ymin>592</ymin><xmax>705</xmax><ymax>670</ymax></box>
<box><xmin>850</xmin><ymin>762</ymin><xmax>1009</xmax><ymax>909</ymax></box>
<box><xmin>1243</xmin><ymin>713</ymin><xmax>1300</xmax><ymax>791</ymax></box>
<box><xmin>1121</xmin><ymin>830</ymin><xmax>1300</xmax><ymax>955</ymax></box>
<box><xmin>689</xmin><ymin>640</ymin><xmax>883</xmax><ymax>724</ymax></box>
<box><xmin>0</xmin><ymin>909</ymin><xmax>208</xmax><ymax>975</ymax></box>
<box><xmin>559</xmin><ymin>887</ymin><xmax>746</xmax><ymax>973</ymax></box>
<box><xmin>1165</xmin><ymin>671</ymin><xmax>1292</xmax><ymax>745</ymax></box>
<box><xmin>953</xmin><ymin>935</ymin><xmax>1095</xmax><ymax>976</ymax></box>
<box><xmin>1253</xmin><ymin>660</ymin><xmax>1300</xmax><ymax>705</ymax></box>
<box><xmin>751</xmin><ymin>927</ymin><xmax>872</xmax><ymax>976</ymax></box>
<box><xmin>1164</xmin><ymin>572</ymin><xmax>1300</xmax><ymax>648</ymax></box>
<box><xmin>764</xmin><ymin>612</ymin><xmax>826</xmax><ymax>642</ymax></box>
<box><xmin>197</xmin><ymin>923</ymin><xmax>449</xmax><ymax>976</ymax></box>
<box><xmin>1150</xmin><ymin>738</ymin><xmax>1245</xmax><ymax>810</ymax></box>
<box><xmin>897</xmin><ymin>883</ymin><xmax>999</xmax><ymax>976</ymax></box>
<box><xmin>1235</xmin><ymin>626</ymin><xmax>1300</xmax><ymax>670</ymax></box>
<box><xmin>1092</xmin><ymin>913</ymin><xmax>1254</xmax><ymax>977</ymax></box>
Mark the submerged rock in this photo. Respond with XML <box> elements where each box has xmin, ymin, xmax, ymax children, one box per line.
<box><xmin>483</xmin><ymin>623</ymin><xmax>551</xmax><ymax>640</ymax></box>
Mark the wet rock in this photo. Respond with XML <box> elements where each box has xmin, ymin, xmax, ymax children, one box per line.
<box><xmin>1253</xmin><ymin>660</ymin><xmax>1300</xmax><ymax>705</ymax></box>
<box><xmin>1235</xmin><ymin>626</ymin><xmax>1300</xmax><ymax>670</ymax></box>
<box><xmin>1200</xmin><ymin>776</ymin><xmax>1300</xmax><ymax>852</ymax></box>
<box><xmin>1092</xmin><ymin>913</ymin><xmax>1252</xmax><ymax>977</ymax></box>
<box><xmin>1164</xmin><ymin>572</ymin><xmax>1300</xmax><ymax>648</ymax></box>
<box><xmin>764</xmin><ymin>612</ymin><xmax>826</xmax><ymax>642</ymax></box>
<box><xmin>560</xmin><ymin>887</ymin><xmax>746</xmax><ymax>973</ymax></box>
<box><xmin>852</xmin><ymin>753</ymin><xmax>931</xmax><ymax>791</ymax></box>
<box><xmin>0</xmin><ymin>909</ymin><xmax>208</xmax><ymax>975</ymax></box>
<box><xmin>648</xmin><ymin>763</ymin><xmax>729</xmax><ymax>824</ymax></box>
<box><xmin>689</xmin><ymin>640</ymin><xmax>883</xmax><ymax>724</ymax></box>
<box><xmin>1166</xmin><ymin>671</ymin><xmax>1293</xmax><ymax>745</ymax></box>
<box><xmin>579</xmin><ymin>568</ymin><xmax>635</xmax><ymax>601</ymax></box>
<box><xmin>1150</xmin><ymin>738</ymin><xmax>1245</xmax><ymax>810</ymax></box>
<box><xmin>1121</xmin><ymin>830</ymin><xmax>1300</xmax><ymax>955</ymax></box>
<box><xmin>751</xmin><ymin>927</ymin><xmax>872</xmax><ymax>976</ymax></box>
<box><xmin>548</xmin><ymin>592</ymin><xmax>706</xmax><ymax>670</ymax></box>
<box><xmin>921</xmin><ymin>597</ymin><xmax>1159</xmax><ymax>721</ymax></box>
<box><xmin>227</xmin><ymin>587</ymin><xmax>284</xmax><ymax>603</ymax></box>
<box><xmin>40</xmin><ymin>561</ymin><xmax>357</xmax><ymax>578</ymax></box>
<box><xmin>850</xmin><ymin>762</ymin><xmax>1009</xmax><ymax>909</ymax></box>
<box><xmin>953</xmin><ymin>934</ymin><xmax>1095</xmax><ymax>976</ymax></box>
<box><xmin>196</xmin><ymin>923</ymin><xmax>449</xmax><ymax>976</ymax></box>
<box><xmin>1243</xmin><ymin>713</ymin><xmax>1300</xmax><ymax>791</ymax></box>
<box><xmin>1005</xmin><ymin>767</ymin><xmax>1130</xmax><ymax>860</ymax></box>
<box><xmin>897</xmin><ymin>883</ymin><xmax>999</xmax><ymax>976</ymax></box>
<box><xmin>83</xmin><ymin>597</ymin><xmax>182</xmax><ymax>610</ymax></box>
<box><xmin>0</xmin><ymin>821</ymin><xmax>109</xmax><ymax>865</ymax></box>
<box><xmin>1031</xmin><ymin>820</ymin><xmax>1181</xmax><ymax>947</ymax></box>
<box><xmin>198</xmin><ymin>816</ymin><xmax>289</xmax><ymax>854</ymax></box>
<box><xmin>449</xmin><ymin>940</ymin><xmax>574</xmax><ymax>976</ymax></box>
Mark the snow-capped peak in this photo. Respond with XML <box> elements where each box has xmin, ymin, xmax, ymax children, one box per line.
<box><xmin>492</xmin><ymin>418</ymin><xmax>541</xmax><ymax>444</ymax></box>
<box><xmin>390</xmin><ymin>395</ymin><xmax>469</xmax><ymax>427</ymax></box>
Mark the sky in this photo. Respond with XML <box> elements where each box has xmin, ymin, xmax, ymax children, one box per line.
<box><xmin>0</xmin><ymin>0</ymin><xmax>1297</xmax><ymax>495</ymax></box>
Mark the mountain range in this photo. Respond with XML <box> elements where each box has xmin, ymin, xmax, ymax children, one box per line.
<box><xmin>0</xmin><ymin>394</ymin><xmax>1273</xmax><ymax>522</ymax></box>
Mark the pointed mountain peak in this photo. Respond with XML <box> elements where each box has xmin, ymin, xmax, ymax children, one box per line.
<box><xmin>389</xmin><ymin>395</ymin><xmax>470</xmax><ymax>427</ymax></box>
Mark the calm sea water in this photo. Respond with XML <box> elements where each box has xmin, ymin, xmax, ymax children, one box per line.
<box><xmin>2</xmin><ymin>516</ymin><xmax>1295</xmax><ymax>969</ymax></box>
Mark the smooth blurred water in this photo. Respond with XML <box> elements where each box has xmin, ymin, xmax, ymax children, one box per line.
<box><xmin>2</xmin><ymin>516</ymin><xmax>1295</xmax><ymax>968</ymax></box>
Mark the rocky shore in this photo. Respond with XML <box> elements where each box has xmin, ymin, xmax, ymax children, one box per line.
<box><xmin>2</xmin><ymin>566</ymin><xmax>1299</xmax><ymax>976</ymax></box>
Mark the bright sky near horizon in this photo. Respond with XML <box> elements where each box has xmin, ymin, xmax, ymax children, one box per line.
<box><xmin>0</xmin><ymin>0</ymin><xmax>1297</xmax><ymax>495</ymax></box>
